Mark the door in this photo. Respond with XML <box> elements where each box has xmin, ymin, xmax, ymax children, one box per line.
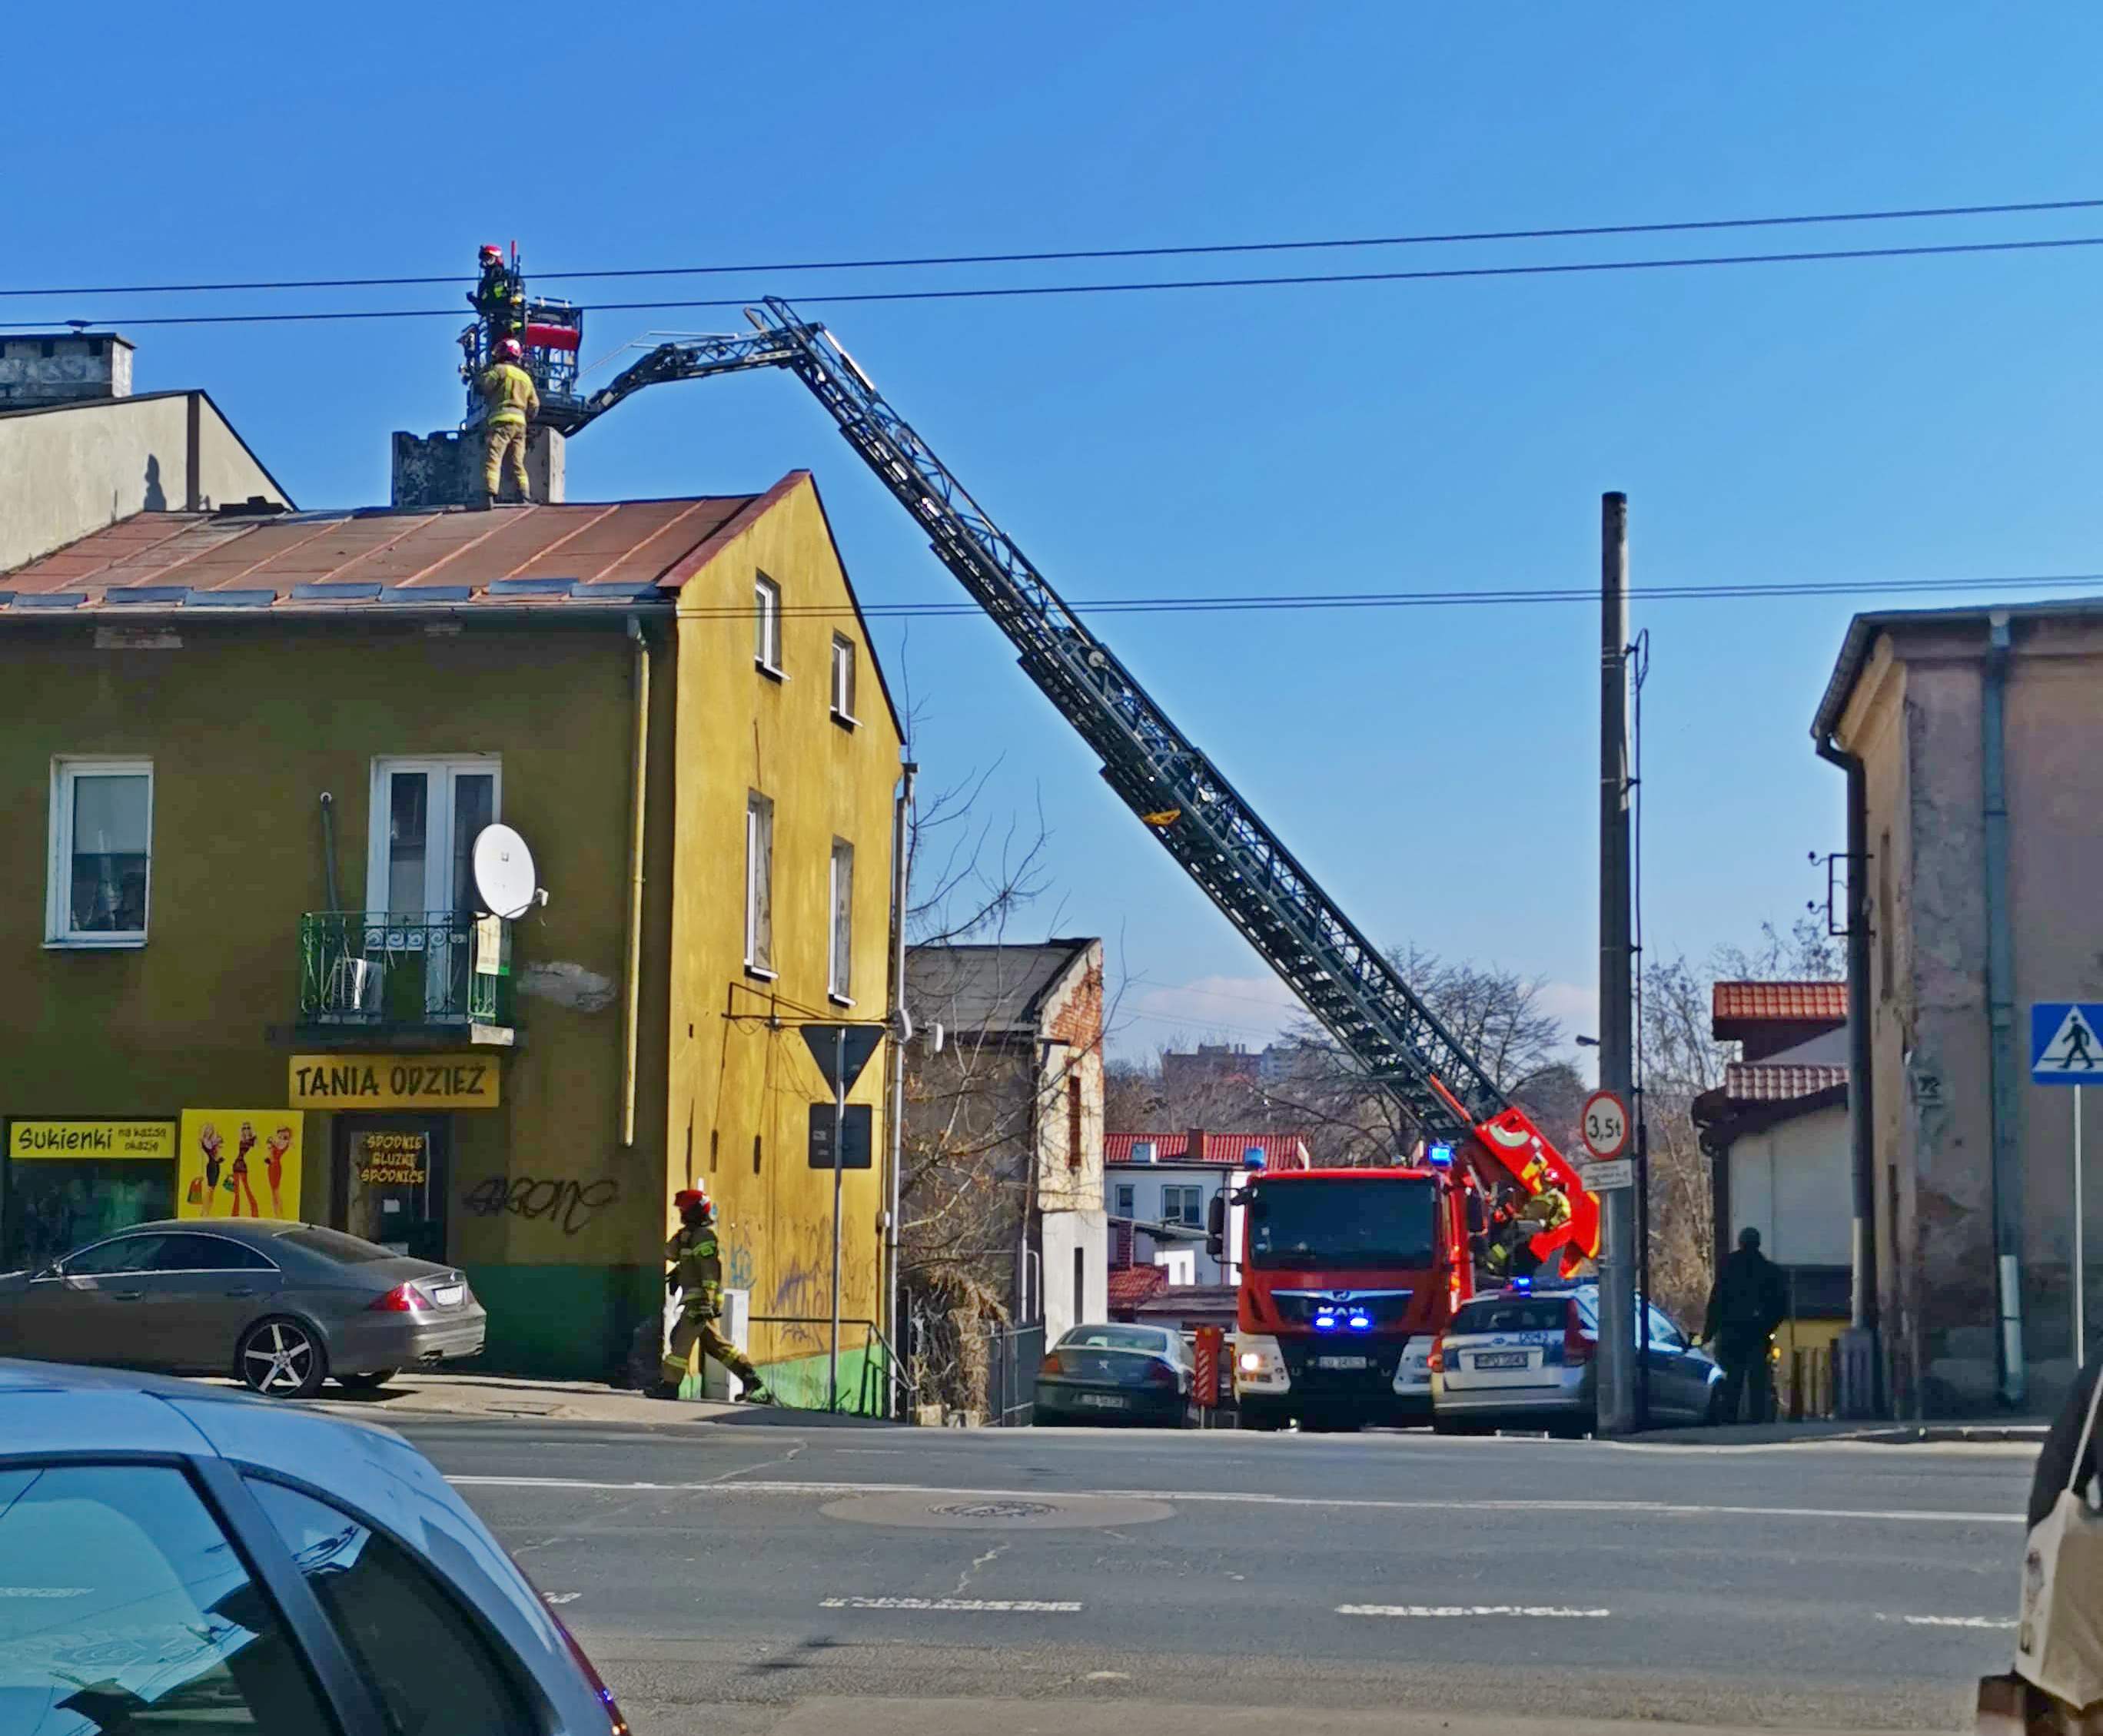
<box><xmin>1643</xmin><ymin>1303</ymin><xmax>1709</xmax><ymax>1420</ymax></box>
<box><xmin>140</xmin><ymin>1230</ymin><xmax>285</xmax><ymax>1371</ymax></box>
<box><xmin>337</xmin><ymin>1117</ymin><xmax>448</xmax><ymax>1260</ymax></box>
<box><xmin>368</xmin><ymin>758</ymin><xmax>499</xmax><ymax>1017</ymax></box>
<box><xmin>18</xmin><ymin>1231</ymin><xmax>172</xmax><ymax>1366</ymax></box>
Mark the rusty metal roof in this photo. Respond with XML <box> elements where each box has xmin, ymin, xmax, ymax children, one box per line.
<box><xmin>1711</xmin><ymin>981</ymin><xmax>1847</xmax><ymax>1024</ymax></box>
<box><xmin>1719</xmin><ymin>1061</ymin><xmax>1849</xmax><ymax>1103</ymax></box>
<box><xmin>0</xmin><ymin>478</ymin><xmax>804</xmax><ymax>613</ymax></box>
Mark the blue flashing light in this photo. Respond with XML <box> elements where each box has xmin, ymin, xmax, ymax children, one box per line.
<box><xmin>1426</xmin><ymin>1142</ymin><xmax>1454</xmax><ymax>1168</ymax></box>
<box><xmin>1510</xmin><ymin>1276</ymin><xmax>1532</xmax><ymax>1292</ymax></box>
<box><xmin>1242</xmin><ymin>1147</ymin><xmax>1267</xmax><ymax>1169</ymax></box>
<box><xmin>1313</xmin><ymin>1311</ymin><xmax>1338</xmax><ymax>1332</ymax></box>
<box><xmin>1346</xmin><ymin>1313</ymin><xmax>1374</xmax><ymax>1332</ymax></box>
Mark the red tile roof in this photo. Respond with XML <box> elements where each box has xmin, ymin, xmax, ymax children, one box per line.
<box><xmin>1720</xmin><ymin>1062</ymin><xmax>1849</xmax><ymax>1103</ymax></box>
<box><xmin>1107</xmin><ymin>1266</ymin><xmax>1171</xmax><ymax>1310</ymax></box>
<box><xmin>1104</xmin><ymin>1132</ymin><xmax>1311</xmax><ymax>1167</ymax></box>
<box><xmin>0</xmin><ymin>481</ymin><xmax>806</xmax><ymax>612</ymax></box>
<box><xmin>1711</xmin><ymin>981</ymin><xmax>1847</xmax><ymax>1024</ymax></box>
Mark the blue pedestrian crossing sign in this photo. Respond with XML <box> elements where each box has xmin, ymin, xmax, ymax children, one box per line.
<box><xmin>2032</xmin><ymin>1003</ymin><xmax>2103</xmax><ymax>1084</ymax></box>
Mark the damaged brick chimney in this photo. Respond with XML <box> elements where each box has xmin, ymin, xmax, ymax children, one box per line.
<box><xmin>391</xmin><ymin>427</ymin><xmax>565</xmax><ymax>509</ymax></box>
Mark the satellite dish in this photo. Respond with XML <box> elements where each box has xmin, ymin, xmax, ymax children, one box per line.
<box><xmin>472</xmin><ymin>824</ymin><xmax>540</xmax><ymax>920</ymax></box>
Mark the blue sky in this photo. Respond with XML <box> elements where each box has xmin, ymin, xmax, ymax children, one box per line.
<box><xmin>12</xmin><ymin>5</ymin><xmax>2102</xmax><ymax>1061</ymax></box>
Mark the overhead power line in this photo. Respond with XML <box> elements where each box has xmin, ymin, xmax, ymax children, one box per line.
<box><xmin>683</xmin><ymin>569</ymin><xmax>2103</xmax><ymax>622</ymax></box>
<box><xmin>7</xmin><ymin>231</ymin><xmax>2103</xmax><ymax>331</ymax></box>
<box><xmin>3</xmin><ymin>195</ymin><xmax>2098</xmax><ymax>299</ymax></box>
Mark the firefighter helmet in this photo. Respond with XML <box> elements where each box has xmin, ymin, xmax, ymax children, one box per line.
<box><xmin>673</xmin><ymin>1188</ymin><xmax>714</xmax><ymax>1220</ymax></box>
<box><xmin>496</xmin><ymin>337</ymin><xmax>523</xmax><ymax>362</ymax></box>
<box><xmin>480</xmin><ymin>244</ymin><xmax>503</xmax><ymax>263</ymax></box>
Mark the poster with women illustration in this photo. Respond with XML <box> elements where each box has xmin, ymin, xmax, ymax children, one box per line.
<box><xmin>178</xmin><ymin>1110</ymin><xmax>302</xmax><ymax>1220</ymax></box>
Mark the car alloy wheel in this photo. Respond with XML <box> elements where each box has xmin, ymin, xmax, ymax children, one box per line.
<box><xmin>238</xmin><ymin>1318</ymin><xmax>327</xmax><ymax>1399</ymax></box>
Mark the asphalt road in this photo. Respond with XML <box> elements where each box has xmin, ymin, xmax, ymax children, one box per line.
<box><xmin>393</xmin><ymin>1415</ymin><xmax>2035</xmax><ymax>1736</ymax></box>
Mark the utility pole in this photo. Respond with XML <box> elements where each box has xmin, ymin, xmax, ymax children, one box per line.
<box><xmin>1596</xmin><ymin>491</ymin><xmax>1638</xmax><ymax>1436</ymax></box>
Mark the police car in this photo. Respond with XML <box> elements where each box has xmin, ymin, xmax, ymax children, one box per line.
<box><xmin>1427</xmin><ymin>1280</ymin><xmax>1723</xmax><ymax>1436</ymax></box>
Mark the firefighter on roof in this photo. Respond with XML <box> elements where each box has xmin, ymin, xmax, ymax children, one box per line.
<box><xmin>656</xmin><ymin>1189</ymin><xmax>773</xmax><ymax>1404</ymax></box>
<box><xmin>476</xmin><ymin>337</ymin><xmax>539</xmax><ymax>507</ymax></box>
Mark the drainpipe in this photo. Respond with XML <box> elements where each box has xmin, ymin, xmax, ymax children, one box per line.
<box><xmin>1983</xmin><ymin>610</ymin><xmax>2027</xmax><ymax>1406</ymax></box>
<box><xmin>620</xmin><ymin>618</ymin><xmax>651</xmax><ymax>1147</ymax></box>
<box><xmin>884</xmin><ymin>762</ymin><xmax>916</xmax><ymax>1416</ymax></box>
<box><xmin>1816</xmin><ymin>738</ymin><xmax>1880</xmax><ymax>1343</ymax></box>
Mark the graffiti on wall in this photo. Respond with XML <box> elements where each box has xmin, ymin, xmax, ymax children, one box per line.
<box><xmin>462</xmin><ymin>1175</ymin><xmax>618</xmax><ymax>1236</ymax></box>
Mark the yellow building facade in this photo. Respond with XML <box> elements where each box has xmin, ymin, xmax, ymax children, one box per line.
<box><xmin>666</xmin><ymin>474</ymin><xmax>905</xmax><ymax>1407</ymax></box>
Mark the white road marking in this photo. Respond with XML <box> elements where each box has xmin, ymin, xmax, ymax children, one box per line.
<box><xmin>1339</xmin><ymin>1604</ymin><xmax>1610</xmax><ymax>1619</ymax></box>
<box><xmin>819</xmin><ymin>1596</ymin><xmax>1082</xmax><ymax>1612</ymax></box>
<box><xmin>1877</xmin><ymin>1612</ymin><xmax>2016</xmax><ymax>1629</ymax></box>
<box><xmin>0</xmin><ymin>1588</ymin><xmax>91</xmax><ymax>1599</ymax></box>
<box><xmin>541</xmin><ymin>1592</ymin><xmax>583</xmax><ymax>1606</ymax></box>
<box><xmin>447</xmin><ymin>1474</ymin><xmax>2019</xmax><ymax>1525</ymax></box>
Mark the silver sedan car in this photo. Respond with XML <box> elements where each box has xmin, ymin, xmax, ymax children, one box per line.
<box><xmin>0</xmin><ymin>1220</ymin><xmax>486</xmax><ymax>1399</ymax></box>
<box><xmin>0</xmin><ymin>1359</ymin><xmax>626</xmax><ymax>1734</ymax></box>
<box><xmin>1430</xmin><ymin>1280</ymin><xmax>1723</xmax><ymax>1436</ymax></box>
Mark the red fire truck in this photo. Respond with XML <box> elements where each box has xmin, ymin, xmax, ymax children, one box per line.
<box><xmin>1218</xmin><ymin>1120</ymin><xmax>1599</xmax><ymax>1432</ymax></box>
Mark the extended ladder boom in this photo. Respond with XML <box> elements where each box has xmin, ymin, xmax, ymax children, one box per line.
<box><xmin>579</xmin><ymin>298</ymin><xmax>1599</xmax><ymax>1266</ymax></box>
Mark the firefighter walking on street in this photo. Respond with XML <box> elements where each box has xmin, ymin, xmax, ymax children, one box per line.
<box><xmin>656</xmin><ymin>1189</ymin><xmax>773</xmax><ymax>1404</ymax></box>
<box><xmin>477</xmin><ymin>337</ymin><xmax>539</xmax><ymax>506</ymax></box>
<box><xmin>1703</xmin><ymin>1226</ymin><xmax>1788</xmax><ymax>1422</ymax></box>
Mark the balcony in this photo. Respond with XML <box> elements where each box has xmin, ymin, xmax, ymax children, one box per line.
<box><xmin>297</xmin><ymin>912</ymin><xmax>515</xmax><ymax>1045</ymax></box>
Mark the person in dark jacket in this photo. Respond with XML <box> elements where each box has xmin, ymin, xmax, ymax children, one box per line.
<box><xmin>2030</xmin><ymin>1348</ymin><xmax>2103</xmax><ymax>1528</ymax></box>
<box><xmin>1703</xmin><ymin>1226</ymin><xmax>1788</xmax><ymax>1423</ymax></box>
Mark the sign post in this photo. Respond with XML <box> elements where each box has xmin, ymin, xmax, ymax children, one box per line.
<box><xmin>2032</xmin><ymin>1003</ymin><xmax>2103</xmax><ymax>1366</ymax></box>
<box><xmin>800</xmin><ymin>1022</ymin><xmax>885</xmax><ymax>1413</ymax></box>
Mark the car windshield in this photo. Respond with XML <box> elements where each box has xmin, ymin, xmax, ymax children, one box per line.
<box><xmin>1061</xmin><ymin>1327</ymin><xmax>1169</xmax><ymax>1353</ymax></box>
<box><xmin>274</xmin><ymin>1225</ymin><xmax>394</xmax><ymax>1265</ymax></box>
<box><xmin>1246</xmin><ymin>1176</ymin><xmax>1439</xmax><ymax>1270</ymax></box>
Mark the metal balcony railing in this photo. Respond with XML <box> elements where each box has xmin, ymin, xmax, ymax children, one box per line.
<box><xmin>297</xmin><ymin>912</ymin><xmax>513</xmax><ymax>1030</ymax></box>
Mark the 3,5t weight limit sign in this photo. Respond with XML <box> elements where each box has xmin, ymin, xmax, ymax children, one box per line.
<box><xmin>1578</xmin><ymin>1090</ymin><xmax>1634</xmax><ymax>1191</ymax></box>
<box><xmin>1580</xmin><ymin>1090</ymin><xmax>1631</xmax><ymax>1161</ymax></box>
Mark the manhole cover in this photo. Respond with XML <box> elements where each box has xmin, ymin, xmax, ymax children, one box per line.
<box><xmin>822</xmin><ymin>1492</ymin><xmax>1174</xmax><ymax>1530</ymax></box>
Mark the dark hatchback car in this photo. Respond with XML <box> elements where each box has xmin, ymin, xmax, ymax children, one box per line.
<box><xmin>0</xmin><ymin>1220</ymin><xmax>485</xmax><ymax>1398</ymax></box>
<box><xmin>1035</xmin><ymin>1323</ymin><xmax>1191</xmax><ymax>1426</ymax></box>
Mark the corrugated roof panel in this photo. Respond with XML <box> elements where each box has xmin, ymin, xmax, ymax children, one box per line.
<box><xmin>1</xmin><ymin>490</ymin><xmax>780</xmax><ymax>614</ymax></box>
<box><xmin>106</xmin><ymin>586</ymin><xmax>190</xmax><ymax>605</ymax></box>
<box><xmin>17</xmin><ymin>592</ymin><xmax>87</xmax><ymax>609</ymax></box>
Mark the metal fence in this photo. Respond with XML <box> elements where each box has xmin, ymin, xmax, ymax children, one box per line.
<box><xmin>984</xmin><ymin>1319</ymin><xmax>1045</xmax><ymax>1427</ymax></box>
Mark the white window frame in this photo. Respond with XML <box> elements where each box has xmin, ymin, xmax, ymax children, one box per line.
<box><xmin>754</xmin><ymin>573</ymin><xmax>783</xmax><ymax>677</ymax></box>
<box><xmin>1114</xmin><ymin>1183</ymin><xmax>1136</xmax><ymax>1218</ymax></box>
<box><xmin>1161</xmin><ymin>1183</ymin><xmax>1203</xmax><ymax>1227</ymax></box>
<box><xmin>745</xmin><ymin>790</ymin><xmax>775</xmax><ymax>977</ymax></box>
<box><xmin>365</xmin><ymin>756</ymin><xmax>503</xmax><ymax>920</ymax></box>
<box><xmin>47</xmin><ymin>757</ymin><xmax>154</xmax><ymax>948</ymax></box>
<box><xmin>829</xmin><ymin>633</ymin><xmax>858</xmax><ymax>725</ymax></box>
<box><xmin>828</xmin><ymin>836</ymin><xmax>854</xmax><ymax>1004</ymax></box>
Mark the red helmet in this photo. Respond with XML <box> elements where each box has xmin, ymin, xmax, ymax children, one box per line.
<box><xmin>496</xmin><ymin>337</ymin><xmax>523</xmax><ymax>362</ymax></box>
<box><xmin>673</xmin><ymin>1188</ymin><xmax>713</xmax><ymax>1216</ymax></box>
<box><xmin>480</xmin><ymin>244</ymin><xmax>503</xmax><ymax>262</ymax></box>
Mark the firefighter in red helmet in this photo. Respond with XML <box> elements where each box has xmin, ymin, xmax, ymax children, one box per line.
<box><xmin>657</xmin><ymin>1188</ymin><xmax>772</xmax><ymax>1403</ymax></box>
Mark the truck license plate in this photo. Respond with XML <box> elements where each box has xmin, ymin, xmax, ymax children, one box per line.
<box><xmin>1078</xmin><ymin>1393</ymin><xmax>1127</xmax><ymax>1409</ymax></box>
<box><xmin>1316</xmin><ymin>1355</ymin><xmax>1369</xmax><ymax>1370</ymax></box>
<box><xmin>1473</xmin><ymin>1351</ymin><xmax>1528</xmax><ymax>1369</ymax></box>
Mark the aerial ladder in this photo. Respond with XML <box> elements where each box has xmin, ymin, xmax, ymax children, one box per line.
<box><xmin>527</xmin><ymin>293</ymin><xmax>1600</xmax><ymax>1276</ymax></box>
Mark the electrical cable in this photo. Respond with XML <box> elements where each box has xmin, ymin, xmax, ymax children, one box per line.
<box><xmin>5</xmin><ymin>195</ymin><xmax>2098</xmax><ymax>299</ymax></box>
<box><xmin>643</xmin><ymin>568</ymin><xmax>2103</xmax><ymax>623</ymax></box>
<box><xmin>8</xmin><ymin>231</ymin><xmax>2103</xmax><ymax>330</ymax></box>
